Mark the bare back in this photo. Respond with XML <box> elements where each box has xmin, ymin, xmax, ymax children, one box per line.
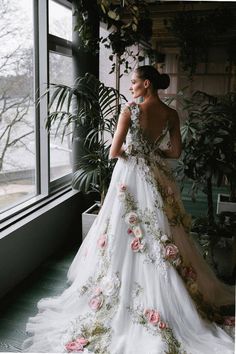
<box><xmin>138</xmin><ymin>101</ymin><xmax>177</xmax><ymax>144</ymax></box>
<box><xmin>110</xmin><ymin>98</ymin><xmax>182</xmax><ymax>159</ymax></box>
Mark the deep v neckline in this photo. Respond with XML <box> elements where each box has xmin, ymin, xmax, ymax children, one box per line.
<box><xmin>135</xmin><ymin>104</ymin><xmax>169</xmax><ymax>146</ymax></box>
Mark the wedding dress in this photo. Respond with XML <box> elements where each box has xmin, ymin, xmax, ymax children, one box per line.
<box><xmin>22</xmin><ymin>102</ymin><xmax>235</xmax><ymax>354</ymax></box>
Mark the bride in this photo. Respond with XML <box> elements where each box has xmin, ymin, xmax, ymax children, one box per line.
<box><xmin>22</xmin><ymin>65</ymin><xmax>235</xmax><ymax>354</ymax></box>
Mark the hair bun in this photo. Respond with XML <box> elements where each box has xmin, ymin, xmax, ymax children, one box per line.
<box><xmin>158</xmin><ymin>74</ymin><xmax>170</xmax><ymax>90</ymax></box>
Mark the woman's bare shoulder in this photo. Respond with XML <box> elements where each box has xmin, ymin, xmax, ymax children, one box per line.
<box><xmin>166</xmin><ymin>106</ymin><xmax>179</xmax><ymax>126</ymax></box>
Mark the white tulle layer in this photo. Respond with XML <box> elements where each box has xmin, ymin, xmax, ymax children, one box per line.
<box><xmin>22</xmin><ymin>158</ymin><xmax>234</xmax><ymax>354</ymax></box>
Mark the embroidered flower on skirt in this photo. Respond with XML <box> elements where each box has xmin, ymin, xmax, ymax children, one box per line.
<box><xmin>132</xmin><ymin>225</ymin><xmax>143</xmax><ymax>238</ymax></box>
<box><xmin>97</xmin><ymin>234</ymin><xmax>108</xmax><ymax>249</ymax></box>
<box><xmin>163</xmin><ymin>243</ymin><xmax>182</xmax><ymax>267</ymax></box>
<box><xmin>88</xmin><ymin>294</ymin><xmax>104</xmax><ymax>311</ymax></box>
<box><xmin>125</xmin><ymin>211</ymin><xmax>139</xmax><ymax>226</ymax></box>
<box><xmin>181</xmin><ymin>266</ymin><xmax>197</xmax><ymax>281</ymax></box>
<box><xmin>144</xmin><ymin>309</ymin><xmax>161</xmax><ymax>326</ymax></box>
<box><xmin>65</xmin><ymin>337</ymin><xmax>89</xmax><ymax>352</ymax></box>
<box><xmin>130</xmin><ymin>237</ymin><xmax>145</xmax><ymax>253</ymax></box>
<box><xmin>117</xmin><ymin>183</ymin><xmax>127</xmax><ymax>201</ymax></box>
<box><xmin>100</xmin><ymin>273</ymin><xmax>121</xmax><ymax>297</ymax></box>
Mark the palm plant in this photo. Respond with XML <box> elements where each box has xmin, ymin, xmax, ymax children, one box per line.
<box><xmin>45</xmin><ymin>73</ymin><xmax>127</xmax><ymax>205</ymax></box>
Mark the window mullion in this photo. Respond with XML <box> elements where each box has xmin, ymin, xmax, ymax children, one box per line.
<box><xmin>38</xmin><ymin>0</ymin><xmax>50</xmax><ymax>195</ymax></box>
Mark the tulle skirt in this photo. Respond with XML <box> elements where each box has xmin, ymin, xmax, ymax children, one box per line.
<box><xmin>22</xmin><ymin>157</ymin><xmax>235</xmax><ymax>354</ymax></box>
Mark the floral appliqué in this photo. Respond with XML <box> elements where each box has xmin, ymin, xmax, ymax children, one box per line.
<box><xmin>118</xmin><ymin>183</ymin><xmax>183</xmax><ymax>270</ymax></box>
<box><xmin>127</xmin><ymin>283</ymin><xmax>188</xmax><ymax>354</ymax></box>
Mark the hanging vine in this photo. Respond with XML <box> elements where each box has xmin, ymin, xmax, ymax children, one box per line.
<box><xmin>74</xmin><ymin>0</ymin><xmax>161</xmax><ymax>74</ymax></box>
<box><xmin>165</xmin><ymin>7</ymin><xmax>235</xmax><ymax>77</ymax></box>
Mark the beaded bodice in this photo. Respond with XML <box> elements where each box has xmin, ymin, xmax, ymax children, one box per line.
<box><xmin>125</xmin><ymin>102</ymin><xmax>169</xmax><ymax>162</ymax></box>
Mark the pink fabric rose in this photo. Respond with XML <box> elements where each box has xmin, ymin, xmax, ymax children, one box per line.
<box><xmin>159</xmin><ymin>321</ymin><xmax>168</xmax><ymax>329</ymax></box>
<box><xmin>165</xmin><ymin>244</ymin><xmax>179</xmax><ymax>260</ymax></box>
<box><xmin>181</xmin><ymin>266</ymin><xmax>197</xmax><ymax>281</ymax></box>
<box><xmin>65</xmin><ymin>340</ymin><xmax>83</xmax><ymax>352</ymax></box>
<box><xmin>130</xmin><ymin>237</ymin><xmax>144</xmax><ymax>252</ymax></box>
<box><xmin>93</xmin><ymin>287</ymin><xmax>102</xmax><ymax>296</ymax></box>
<box><xmin>144</xmin><ymin>309</ymin><xmax>160</xmax><ymax>326</ymax></box>
<box><xmin>119</xmin><ymin>183</ymin><xmax>127</xmax><ymax>192</ymax></box>
<box><xmin>167</xmin><ymin>186</ymin><xmax>174</xmax><ymax>195</ymax></box>
<box><xmin>97</xmin><ymin>234</ymin><xmax>107</xmax><ymax>249</ymax></box>
<box><xmin>89</xmin><ymin>295</ymin><xmax>103</xmax><ymax>311</ymax></box>
<box><xmin>223</xmin><ymin>316</ymin><xmax>235</xmax><ymax>326</ymax></box>
<box><xmin>75</xmin><ymin>337</ymin><xmax>89</xmax><ymax>346</ymax></box>
<box><xmin>127</xmin><ymin>101</ymin><xmax>136</xmax><ymax>108</ymax></box>
<box><xmin>125</xmin><ymin>211</ymin><xmax>138</xmax><ymax>226</ymax></box>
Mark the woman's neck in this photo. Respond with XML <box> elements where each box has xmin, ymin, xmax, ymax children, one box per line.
<box><xmin>142</xmin><ymin>91</ymin><xmax>161</xmax><ymax>104</ymax></box>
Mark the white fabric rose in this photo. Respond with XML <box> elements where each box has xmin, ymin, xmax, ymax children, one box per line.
<box><xmin>117</xmin><ymin>192</ymin><xmax>126</xmax><ymax>201</ymax></box>
<box><xmin>125</xmin><ymin>211</ymin><xmax>138</xmax><ymax>226</ymax></box>
<box><xmin>133</xmin><ymin>225</ymin><xmax>142</xmax><ymax>238</ymax></box>
<box><xmin>160</xmin><ymin>234</ymin><xmax>169</xmax><ymax>243</ymax></box>
<box><xmin>100</xmin><ymin>274</ymin><xmax>120</xmax><ymax>297</ymax></box>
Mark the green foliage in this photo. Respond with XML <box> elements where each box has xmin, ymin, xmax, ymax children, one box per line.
<box><xmin>165</xmin><ymin>8</ymin><xmax>235</xmax><ymax>76</ymax></box>
<box><xmin>177</xmin><ymin>91</ymin><xmax>236</xmax><ymax>223</ymax></box>
<box><xmin>74</xmin><ymin>0</ymin><xmax>154</xmax><ymax>74</ymax></box>
<box><xmin>45</xmin><ymin>73</ymin><xmax>127</xmax><ymax>204</ymax></box>
<box><xmin>191</xmin><ymin>212</ymin><xmax>236</xmax><ymax>273</ymax></box>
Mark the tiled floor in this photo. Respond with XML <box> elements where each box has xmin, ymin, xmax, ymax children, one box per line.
<box><xmin>0</xmin><ymin>246</ymin><xmax>77</xmax><ymax>353</ymax></box>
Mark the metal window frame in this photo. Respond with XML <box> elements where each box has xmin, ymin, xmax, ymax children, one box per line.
<box><xmin>0</xmin><ymin>0</ymin><xmax>73</xmax><ymax>225</ymax></box>
<box><xmin>47</xmin><ymin>0</ymin><xmax>73</xmax><ymax>191</ymax></box>
<box><xmin>38</xmin><ymin>0</ymin><xmax>50</xmax><ymax>195</ymax></box>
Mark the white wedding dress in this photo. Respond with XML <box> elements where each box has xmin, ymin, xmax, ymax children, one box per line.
<box><xmin>22</xmin><ymin>103</ymin><xmax>235</xmax><ymax>354</ymax></box>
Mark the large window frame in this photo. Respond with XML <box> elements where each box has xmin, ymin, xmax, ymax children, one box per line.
<box><xmin>0</xmin><ymin>0</ymin><xmax>73</xmax><ymax>228</ymax></box>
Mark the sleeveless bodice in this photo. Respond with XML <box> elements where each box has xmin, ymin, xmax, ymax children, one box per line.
<box><xmin>125</xmin><ymin>102</ymin><xmax>169</xmax><ymax>162</ymax></box>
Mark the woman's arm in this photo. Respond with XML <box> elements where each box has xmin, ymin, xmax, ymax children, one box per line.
<box><xmin>109</xmin><ymin>107</ymin><xmax>131</xmax><ymax>159</ymax></box>
<box><xmin>160</xmin><ymin>111</ymin><xmax>182</xmax><ymax>159</ymax></box>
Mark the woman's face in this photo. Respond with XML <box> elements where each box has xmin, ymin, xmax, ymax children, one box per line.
<box><xmin>129</xmin><ymin>72</ymin><xmax>146</xmax><ymax>99</ymax></box>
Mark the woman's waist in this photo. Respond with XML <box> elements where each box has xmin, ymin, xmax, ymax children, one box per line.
<box><xmin>125</xmin><ymin>144</ymin><xmax>164</xmax><ymax>162</ymax></box>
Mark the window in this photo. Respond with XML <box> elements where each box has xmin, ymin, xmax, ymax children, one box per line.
<box><xmin>0</xmin><ymin>0</ymin><xmax>73</xmax><ymax>222</ymax></box>
<box><xmin>48</xmin><ymin>0</ymin><xmax>73</xmax><ymax>184</ymax></box>
<box><xmin>49</xmin><ymin>0</ymin><xmax>72</xmax><ymax>41</ymax></box>
<box><xmin>0</xmin><ymin>0</ymin><xmax>35</xmax><ymax>213</ymax></box>
<box><xmin>49</xmin><ymin>52</ymin><xmax>73</xmax><ymax>181</ymax></box>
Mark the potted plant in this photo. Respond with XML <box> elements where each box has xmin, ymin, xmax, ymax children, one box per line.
<box><xmin>212</xmin><ymin>92</ymin><xmax>236</xmax><ymax>213</ymax></box>
<box><xmin>175</xmin><ymin>90</ymin><xmax>236</xmax><ymax>274</ymax></box>
<box><xmin>191</xmin><ymin>213</ymin><xmax>236</xmax><ymax>280</ymax></box>
<box><xmin>45</xmin><ymin>73</ymin><xmax>126</xmax><ymax>238</ymax></box>
<box><xmin>176</xmin><ymin>90</ymin><xmax>236</xmax><ymax>223</ymax></box>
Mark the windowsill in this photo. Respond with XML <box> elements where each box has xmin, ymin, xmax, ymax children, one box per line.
<box><xmin>0</xmin><ymin>187</ymin><xmax>80</xmax><ymax>237</ymax></box>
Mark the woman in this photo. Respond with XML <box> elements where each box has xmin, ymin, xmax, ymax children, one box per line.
<box><xmin>23</xmin><ymin>66</ymin><xmax>234</xmax><ymax>354</ymax></box>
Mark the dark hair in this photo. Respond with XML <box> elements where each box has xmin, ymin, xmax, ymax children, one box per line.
<box><xmin>135</xmin><ymin>65</ymin><xmax>170</xmax><ymax>90</ymax></box>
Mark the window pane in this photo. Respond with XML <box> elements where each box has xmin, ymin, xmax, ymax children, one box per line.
<box><xmin>49</xmin><ymin>0</ymin><xmax>72</xmax><ymax>41</ymax></box>
<box><xmin>0</xmin><ymin>0</ymin><xmax>35</xmax><ymax>213</ymax></box>
<box><xmin>49</xmin><ymin>52</ymin><xmax>73</xmax><ymax>181</ymax></box>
